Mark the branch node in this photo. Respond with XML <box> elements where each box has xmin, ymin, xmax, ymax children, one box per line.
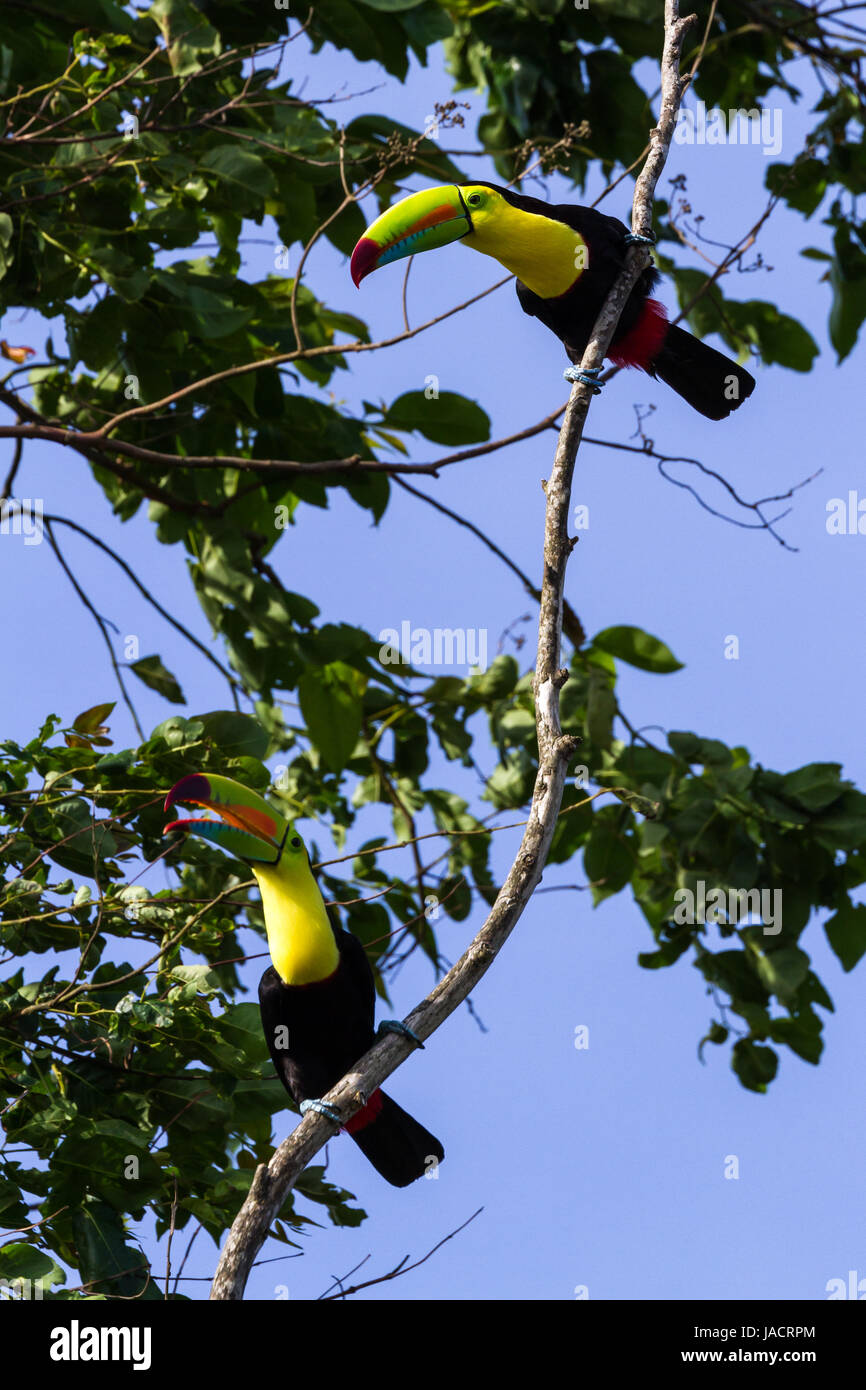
<box><xmin>556</xmin><ymin>735</ymin><xmax>583</xmax><ymax>761</ymax></box>
<box><xmin>250</xmin><ymin>1164</ymin><xmax>271</xmax><ymax>1201</ymax></box>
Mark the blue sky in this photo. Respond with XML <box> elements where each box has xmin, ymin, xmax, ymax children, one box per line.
<box><xmin>2</xmin><ymin>29</ymin><xmax>865</xmax><ymax>1301</ymax></box>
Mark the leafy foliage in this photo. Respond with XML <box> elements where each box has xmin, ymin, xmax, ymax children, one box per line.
<box><xmin>1</xmin><ymin>0</ymin><xmax>865</xmax><ymax>1297</ymax></box>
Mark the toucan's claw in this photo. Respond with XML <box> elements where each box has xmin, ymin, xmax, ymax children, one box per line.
<box><xmin>377</xmin><ymin>1019</ymin><xmax>424</xmax><ymax>1049</ymax></box>
<box><xmin>300</xmin><ymin>1098</ymin><xmax>342</xmax><ymax>1124</ymax></box>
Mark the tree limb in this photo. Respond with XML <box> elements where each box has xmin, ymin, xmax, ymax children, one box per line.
<box><xmin>208</xmin><ymin>2</ymin><xmax>696</xmax><ymax>1302</ymax></box>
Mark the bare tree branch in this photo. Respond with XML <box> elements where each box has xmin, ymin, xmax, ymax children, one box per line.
<box><xmin>318</xmin><ymin>1207</ymin><xmax>484</xmax><ymax>1300</ymax></box>
<box><xmin>43</xmin><ymin>519</ymin><xmax>145</xmax><ymax>742</ymax></box>
<box><xmin>44</xmin><ymin>514</ymin><xmax>243</xmax><ymax>706</ymax></box>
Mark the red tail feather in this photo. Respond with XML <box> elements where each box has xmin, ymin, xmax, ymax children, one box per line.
<box><xmin>609</xmin><ymin>297</ymin><xmax>669</xmax><ymax>369</ymax></box>
<box><xmin>344</xmin><ymin>1087</ymin><xmax>384</xmax><ymax>1134</ymax></box>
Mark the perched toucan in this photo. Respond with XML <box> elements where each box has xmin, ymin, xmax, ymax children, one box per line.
<box><xmin>164</xmin><ymin>773</ymin><xmax>444</xmax><ymax>1187</ymax></box>
<box><xmin>350</xmin><ymin>182</ymin><xmax>755</xmax><ymax>421</ymax></box>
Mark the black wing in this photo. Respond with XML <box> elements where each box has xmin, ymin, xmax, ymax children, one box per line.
<box><xmin>333</xmin><ymin>925</ymin><xmax>376</xmax><ymax>1022</ymax></box>
<box><xmin>257</xmin><ymin>928</ymin><xmax>377</xmax><ymax>1104</ymax></box>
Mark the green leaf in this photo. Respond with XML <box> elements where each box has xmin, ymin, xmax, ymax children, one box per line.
<box><xmin>0</xmin><ymin>211</ymin><xmax>14</xmax><ymax>279</ymax></box>
<box><xmin>72</xmin><ymin>702</ymin><xmax>115</xmax><ymax>734</ymax></box>
<box><xmin>765</xmin><ymin>158</ymin><xmax>828</xmax><ymax>217</ymax></box>
<box><xmin>667</xmin><ymin>731</ymin><xmax>732</xmax><ymax>767</ymax></box>
<box><xmin>731</xmin><ymin>1039</ymin><xmax>778</xmax><ymax>1093</ymax></box>
<box><xmin>547</xmin><ymin>792</ymin><xmax>594</xmax><ymax>864</ymax></box>
<box><xmin>638</xmin><ymin>925</ymin><xmax>694</xmax><ymax>969</ymax></box>
<box><xmin>673</xmin><ymin>269</ymin><xmax>819</xmax><ymax>372</ymax></box>
<box><xmin>483</xmin><ymin>749</ymin><xmax>535</xmax><ymax>810</ymax></box>
<box><xmin>439</xmin><ymin>872</ymin><xmax>472</xmax><ymax>921</ymax></box>
<box><xmin>584</xmin><ymin>812</ymin><xmax>634</xmax><ymax>901</ymax></box>
<box><xmin>72</xmin><ymin>1200</ymin><xmax>155</xmax><ymax>1299</ymax></box>
<box><xmin>431</xmin><ymin>706</ymin><xmax>472</xmax><ymax>762</ymax></box>
<box><xmin>152</xmin><ymin>264</ymin><xmax>255</xmax><ymax>339</ymax></box>
<box><xmin>383</xmin><ymin>390</ymin><xmax>490</xmax><ymax>446</ymax></box>
<box><xmin>828</xmin><ymin>221</ymin><xmax>866</xmax><ymax>362</ymax></box>
<box><xmin>199</xmin><ymin>145</ymin><xmax>276</xmax><ymax>200</ymax></box>
<box><xmin>770</xmin><ymin>1012</ymin><xmax>823</xmax><ymax>1065</ymax></box>
<box><xmin>729</xmin><ymin>300</ymin><xmax>818</xmax><ymax>372</ymax></box>
<box><xmin>812</xmin><ymin>791</ymin><xmax>866</xmax><ymax>852</ymax></box>
<box><xmin>590</xmin><ymin>626</ymin><xmax>684</xmax><ymax>674</ymax></box>
<box><xmin>467</xmin><ymin>655</ymin><xmax>518</xmax><ymax>701</ymax></box>
<box><xmin>167</xmin><ymin>963</ymin><xmax>220</xmax><ymax>996</ymax></box>
<box><xmin>585</xmin><ymin>672</ymin><xmax>616</xmax><ymax>748</ymax></box>
<box><xmin>198</xmin><ymin>711</ymin><xmax>270</xmax><ymax>760</ymax></box>
<box><xmin>129</xmin><ymin>655</ymin><xmax>186</xmax><ymax>705</ymax></box>
<box><xmin>149</xmin><ymin>0</ymin><xmax>221</xmax><ymax>76</ymax></box>
<box><xmin>0</xmin><ymin>1243</ymin><xmax>65</xmax><ymax>1292</ymax></box>
<box><xmin>298</xmin><ymin>663</ymin><xmax>366</xmax><ymax>773</ymax></box>
<box><xmin>824</xmin><ymin>901</ymin><xmax>866</xmax><ymax>972</ymax></box>
<box><xmin>779</xmin><ymin>762</ymin><xmax>844</xmax><ymax>811</ymax></box>
<box><xmin>696</xmin><ymin>949</ymin><xmax>767</xmax><ymax>1004</ymax></box>
<box><xmin>752</xmin><ymin>946</ymin><xmax>810</xmax><ymax>1001</ymax></box>
<box><xmin>84</xmin><ymin>246</ymin><xmax>148</xmax><ymax>303</ymax></box>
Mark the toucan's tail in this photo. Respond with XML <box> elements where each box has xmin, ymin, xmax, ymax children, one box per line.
<box><xmin>344</xmin><ymin>1089</ymin><xmax>444</xmax><ymax>1187</ymax></box>
<box><xmin>650</xmin><ymin>322</ymin><xmax>756</xmax><ymax>420</ymax></box>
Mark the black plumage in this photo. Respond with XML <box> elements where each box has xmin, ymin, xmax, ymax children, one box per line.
<box><xmin>258</xmin><ymin>926</ymin><xmax>444</xmax><ymax>1188</ymax></box>
<box><xmin>477</xmin><ymin>183</ymin><xmax>756</xmax><ymax>420</ymax></box>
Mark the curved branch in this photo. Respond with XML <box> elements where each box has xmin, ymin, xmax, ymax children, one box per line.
<box><xmin>43</xmin><ymin>520</ymin><xmax>145</xmax><ymax>741</ymax></box>
<box><xmin>90</xmin><ymin>276</ymin><xmax>512</xmax><ymax>441</ymax></box>
<box><xmin>1</xmin><ymin>431</ymin><xmax>23</xmax><ymax>500</ymax></box>
<box><xmin>45</xmin><ymin>514</ymin><xmax>243</xmax><ymax>706</ymax></box>
<box><xmin>208</xmin><ymin>0</ymin><xmax>695</xmax><ymax>1302</ymax></box>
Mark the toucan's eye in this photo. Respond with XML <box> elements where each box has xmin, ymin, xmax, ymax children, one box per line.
<box><xmin>290</xmin><ymin>836</ymin><xmax>301</xmax><ymax>849</ymax></box>
<box><xmin>467</xmin><ymin>192</ymin><xmax>483</xmax><ymax>208</ymax></box>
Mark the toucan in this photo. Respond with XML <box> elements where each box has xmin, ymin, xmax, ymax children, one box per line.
<box><xmin>164</xmin><ymin>773</ymin><xmax>444</xmax><ymax>1187</ymax></box>
<box><xmin>350</xmin><ymin>182</ymin><xmax>755</xmax><ymax>421</ymax></box>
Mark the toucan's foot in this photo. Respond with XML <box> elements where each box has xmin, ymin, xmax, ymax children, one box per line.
<box><xmin>300</xmin><ymin>1098</ymin><xmax>342</xmax><ymax>1123</ymax></box>
<box><xmin>377</xmin><ymin>1019</ymin><xmax>424</xmax><ymax>1049</ymax></box>
<box><xmin>563</xmin><ymin>366</ymin><xmax>603</xmax><ymax>394</ymax></box>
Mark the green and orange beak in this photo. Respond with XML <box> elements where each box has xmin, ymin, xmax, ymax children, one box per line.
<box><xmin>164</xmin><ymin>773</ymin><xmax>290</xmax><ymax>864</ymax></box>
<box><xmin>350</xmin><ymin>184</ymin><xmax>474</xmax><ymax>287</ymax></box>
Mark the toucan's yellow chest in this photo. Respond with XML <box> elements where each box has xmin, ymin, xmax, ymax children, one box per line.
<box><xmin>253</xmin><ymin>863</ymin><xmax>340</xmax><ymax>986</ymax></box>
<box><xmin>463</xmin><ymin>203</ymin><xmax>588</xmax><ymax>299</ymax></box>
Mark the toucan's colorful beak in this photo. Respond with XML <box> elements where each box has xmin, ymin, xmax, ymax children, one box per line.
<box><xmin>164</xmin><ymin>773</ymin><xmax>289</xmax><ymax>864</ymax></box>
<box><xmin>350</xmin><ymin>185</ymin><xmax>473</xmax><ymax>287</ymax></box>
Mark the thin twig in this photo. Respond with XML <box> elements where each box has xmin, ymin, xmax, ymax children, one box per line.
<box><xmin>44</xmin><ymin>520</ymin><xmax>145</xmax><ymax>741</ymax></box>
<box><xmin>319</xmin><ymin>1208</ymin><xmax>484</xmax><ymax>1300</ymax></box>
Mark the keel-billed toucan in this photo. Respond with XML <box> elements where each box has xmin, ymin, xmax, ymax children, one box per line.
<box><xmin>164</xmin><ymin>774</ymin><xmax>444</xmax><ymax>1187</ymax></box>
<box><xmin>351</xmin><ymin>182</ymin><xmax>755</xmax><ymax>421</ymax></box>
